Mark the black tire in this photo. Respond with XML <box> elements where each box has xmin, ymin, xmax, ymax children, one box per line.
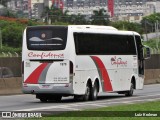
<box><xmin>39</xmin><ymin>98</ymin><xmax>48</xmax><ymax>102</ymax></box>
<box><xmin>125</xmin><ymin>82</ymin><xmax>134</xmax><ymax>96</ymax></box>
<box><xmin>83</xmin><ymin>83</ymin><xmax>91</xmax><ymax>101</ymax></box>
<box><xmin>54</xmin><ymin>96</ymin><xmax>62</xmax><ymax>102</ymax></box>
<box><xmin>74</xmin><ymin>95</ymin><xmax>82</xmax><ymax>101</ymax></box>
<box><xmin>36</xmin><ymin>94</ymin><xmax>48</xmax><ymax>102</ymax></box>
<box><xmin>90</xmin><ymin>82</ymin><xmax>98</xmax><ymax>101</ymax></box>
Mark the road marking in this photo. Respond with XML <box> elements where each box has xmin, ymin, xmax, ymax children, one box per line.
<box><xmin>58</xmin><ymin>107</ymin><xmax>80</xmax><ymax>111</ymax></box>
<box><xmin>16</xmin><ymin>94</ymin><xmax>160</xmax><ymax>111</ymax></box>
<box><xmin>88</xmin><ymin>104</ymin><xmax>107</xmax><ymax>107</ymax></box>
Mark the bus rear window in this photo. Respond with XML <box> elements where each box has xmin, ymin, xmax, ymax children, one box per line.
<box><xmin>26</xmin><ymin>26</ymin><xmax>68</xmax><ymax>50</ymax></box>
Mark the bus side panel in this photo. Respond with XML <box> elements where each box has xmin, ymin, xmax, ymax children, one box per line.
<box><xmin>73</xmin><ymin>56</ymin><xmax>100</xmax><ymax>95</ymax></box>
<box><xmin>74</xmin><ymin>55</ymin><xmax>140</xmax><ymax>93</ymax></box>
<box><xmin>119</xmin><ymin>69</ymin><xmax>135</xmax><ymax>90</ymax></box>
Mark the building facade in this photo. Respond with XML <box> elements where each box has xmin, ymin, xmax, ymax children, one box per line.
<box><xmin>145</xmin><ymin>0</ymin><xmax>160</xmax><ymax>16</ymax></box>
<box><xmin>5</xmin><ymin>0</ymin><xmax>160</xmax><ymax>22</ymax></box>
<box><xmin>28</xmin><ymin>0</ymin><xmax>63</xmax><ymax>19</ymax></box>
<box><xmin>114</xmin><ymin>0</ymin><xmax>160</xmax><ymax>22</ymax></box>
<box><xmin>63</xmin><ymin>0</ymin><xmax>160</xmax><ymax>22</ymax></box>
<box><xmin>28</xmin><ymin>0</ymin><xmax>45</xmax><ymax>19</ymax></box>
<box><xmin>113</xmin><ymin>0</ymin><xmax>146</xmax><ymax>22</ymax></box>
<box><xmin>63</xmin><ymin>0</ymin><xmax>109</xmax><ymax>16</ymax></box>
<box><xmin>6</xmin><ymin>0</ymin><xmax>23</xmax><ymax>12</ymax></box>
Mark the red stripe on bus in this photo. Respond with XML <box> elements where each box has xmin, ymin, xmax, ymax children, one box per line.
<box><xmin>91</xmin><ymin>56</ymin><xmax>113</xmax><ymax>91</ymax></box>
<box><xmin>24</xmin><ymin>63</ymin><xmax>48</xmax><ymax>84</ymax></box>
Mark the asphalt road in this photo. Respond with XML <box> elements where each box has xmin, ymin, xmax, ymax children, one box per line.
<box><xmin>0</xmin><ymin>84</ymin><xmax>160</xmax><ymax>112</ymax></box>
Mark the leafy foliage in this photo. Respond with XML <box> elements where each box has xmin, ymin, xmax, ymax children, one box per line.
<box><xmin>0</xmin><ymin>45</ymin><xmax>21</xmax><ymax>53</ymax></box>
<box><xmin>91</xmin><ymin>8</ymin><xmax>110</xmax><ymax>25</ymax></box>
<box><xmin>143</xmin><ymin>38</ymin><xmax>160</xmax><ymax>49</ymax></box>
<box><xmin>110</xmin><ymin>21</ymin><xmax>143</xmax><ymax>34</ymax></box>
<box><xmin>2</xmin><ymin>22</ymin><xmax>24</xmax><ymax>47</ymax></box>
<box><xmin>141</xmin><ymin>13</ymin><xmax>160</xmax><ymax>33</ymax></box>
<box><xmin>142</xmin><ymin>13</ymin><xmax>160</xmax><ymax>24</ymax></box>
<box><xmin>0</xmin><ymin>12</ymin><xmax>160</xmax><ymax>53</ymax></box>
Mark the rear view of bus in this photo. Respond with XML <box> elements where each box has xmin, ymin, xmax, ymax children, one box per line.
<box><xmin>22</xmin><ymin>26</ymin><xmax>73</xmax><ymax>102</ymax></box>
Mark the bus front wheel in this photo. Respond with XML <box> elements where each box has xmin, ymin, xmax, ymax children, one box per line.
<box><xmin>125</xmin><ymin>82</ymin><xmax>134</xmax><ymax>96</ymax></box>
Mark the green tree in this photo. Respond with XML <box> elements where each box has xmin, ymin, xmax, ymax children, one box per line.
<box><xmin>42</xmin><ymin>6</ymin><xmax>63</xmax><ymax>24</ymax></box>
<box><xmin>91</xmin><ymin>8</ymin><xmax>110</xmax><ymax>25</ymax></box>
<box><xmin>2</xmin><ymin>22</ymin><xmax>25</xmax><ymax>47</ymax></box>
<box><xmin>111</xmin><ymin>21</ymin><xmax>143</xmax><ymax>34</ymax></box>
<box><xmin>4</xmin><ymin>9</ymin><xmax>17</xmax><ymax>18</ymax></box>
<box><xmin>60</xmin><ymin>10</ymin><xmax>70</xmax><ymax>23</ymax></box>
<box><xmin>141</xmin><ymin>13</ymin><xmax>160</xmax><ymax>33</ymax></box>
<box><xmin>41</xmin><ymin>6</ymin><xmax>50</xmax><ymax>23</ymax></box>
<box><xmin>69</xmin><ymin>14</ymin><xmax>87</xmax><ymax>25</ymax></box>
<box><xmin>0</xmin><ymin>0</ymin><xmax>10</xmax><ymax>7</ymax></box>
<box><xmin>142</xmin><ymin>13</ymin><xmax>160</xmax><ymax>23</ymax></box>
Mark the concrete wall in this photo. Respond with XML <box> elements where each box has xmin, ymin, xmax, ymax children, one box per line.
<box><xmin>0</xmin><ymin>77</ymin><xmax>21</xmax><ymax>95</ymax></box>
<box><xmin>145</xmin><ymin>54</ymin><xmax>160</xmax><ymax>69</ymax></box>
<box><xmin>145</xmin><ymin>69</ymin><xmax>160</xmax><ymax>84</ymax></box>
<box><xmin>0</xmin><ymin>57</ymin><xmax>21</xmax><ymax>77</ymax></box>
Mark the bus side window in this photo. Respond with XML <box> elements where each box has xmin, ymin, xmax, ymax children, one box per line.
<box><xmin>135</xmin><ymin>35</ymin><xmax>144</xmax><ymax>75</ymax></box>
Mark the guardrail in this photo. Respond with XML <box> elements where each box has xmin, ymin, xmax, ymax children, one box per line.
<box><xmin>0</xmin><ymin>52</ymin><xmax>21</xmax><ymax>57</ymax></box>
<box><xmin>150</xmin><ymin>48</ymin><xmax>160</xmax><ymax>54</ymax></box>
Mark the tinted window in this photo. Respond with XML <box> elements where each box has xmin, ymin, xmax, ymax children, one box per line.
<box><xmin>135</xmin><ymin>35</ymin><xmax>143</xmax><ymax>59</ymax></box>
<box><xmin>27</xmin><ymin>26</ymin><xmax>68</xmax><ymax>50</ymax></box>
<box><xmin>74</xmin><ymin>33</ymin><xmax>136</xmax><ymax>55</ymax></box>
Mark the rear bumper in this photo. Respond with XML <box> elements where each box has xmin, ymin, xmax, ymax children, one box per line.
<box><xmin>22</xmin><ymin>83</ymin><xmax>74</xmax><ymax>95</ymax></box>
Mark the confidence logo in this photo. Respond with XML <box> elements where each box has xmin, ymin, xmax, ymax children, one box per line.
<box><xmin>111</xmin><ymin>56</ymin><xmax>127</xmax><ymax>67</ymax></box>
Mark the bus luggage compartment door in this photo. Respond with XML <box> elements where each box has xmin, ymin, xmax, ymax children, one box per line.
<box><xmin>24</xmin><ymin>60</ymin><xmax>70</xmax><ymax>84</ymax></box>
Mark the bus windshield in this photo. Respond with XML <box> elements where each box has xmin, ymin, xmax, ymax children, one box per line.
<box><xmin>26</xmin><ymin>26</ymin><xmax>68</xmax><ymax>51</ymax></box>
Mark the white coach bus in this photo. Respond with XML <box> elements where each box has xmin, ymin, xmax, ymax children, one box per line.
<box><xmin>22</xmin><ymin>25</ymin><xmax>150</xmax><ymax>102</ymax></box>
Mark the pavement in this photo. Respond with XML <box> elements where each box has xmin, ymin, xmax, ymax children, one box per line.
<box><xmin>0</xmin><ymin>84</ymin><xmax>159</xmax><ymax>112</ymax></box>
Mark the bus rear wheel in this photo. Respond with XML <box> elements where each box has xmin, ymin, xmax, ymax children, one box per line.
<box><xmin>36</xmin><ymin>94</ymin><xmax>48</xmax><ymax>102</ymax></box>
<box><xmin>90</xmin><ymin>82</ymin><xmax>98</xmax><ymax>101</ymax></box>
<box><xmin>39</xmin><ymin>98</ymin><xmax>48</xmax><ymax>102</ymax></box>
<box><xmin>52</xmin><ymin>96</ymin><xmax>62</xmax><ymax>102</ymax></box>
<box><xmin>83</xmin><ymin>83</ymin><xmax>91</xmax><ymax>101</ymax></box>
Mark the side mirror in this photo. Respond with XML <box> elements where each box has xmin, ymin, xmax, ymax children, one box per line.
<box><xmin>143</xmin><ymin>46</ymin><xmax>151</xmax><ymax>59</ymax></box>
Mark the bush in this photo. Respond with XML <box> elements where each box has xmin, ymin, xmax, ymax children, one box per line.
<box><xmin>0</xmin><ymin>46</ymin><xmax>21</xmax><ymax>53</ymax></box>
<box><xmin>110</xmin><ymin>21</ymin><xmax>143</xmax><ymax>34</ymax></box>
<box><xmin>2</xmin><ymin>22</ymin><xmax>25</xmax><ymax>47</ymax></box>
<box><xmin>143</xmin><ymin>39</ymin><xmax>160</xmax><ymax>49</ymax></box>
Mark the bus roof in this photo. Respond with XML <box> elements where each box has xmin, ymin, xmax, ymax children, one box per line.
<box><xmin>26</xmin><ymin>25</ymin><xmax>140</xmax><ymax>36</ymax></box>
<box><xmin>68</xmin><ymin>25</ymin><xmax>141</xmax><ymax>36</ymax></box>
<box><xmin>69</xmin><ymin>25</ymin><xmax>118</xmax><ymax>31</ymax></box>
